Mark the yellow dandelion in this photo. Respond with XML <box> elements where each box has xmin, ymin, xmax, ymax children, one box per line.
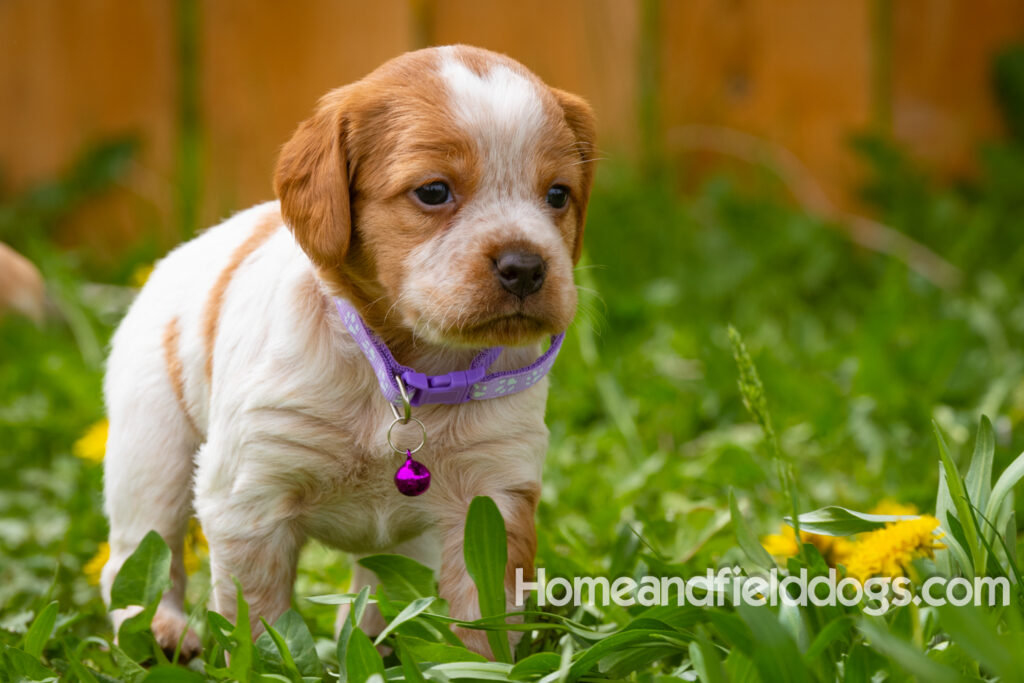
<box><xmin>131</xmin><ymin>263</ymin><xmax>155</xmax><ymax>288</ymax></box>
<box><xmin>843</xmin><ymin>516</ymin><xmax>944</xmax><ymax>582</ymax></box>
<box><xmin>73</xmin><ymin>419</ymin><xmax>109</xmax><ymax>463</ymax></box>
<box><xmin>814</xmin><ymin>534</ymin><xmax>856</xmax><ymax>567</ymax></box>
<box><xmin>184</xmin><ymin>519</ymin><xmax>208</xmax><ymax>575</ymax></box>
<box><xmin>869</xmin><ymin>500</ymin><xmax>918</xmax><ymax>517</ymax></box>
<box><xmin>84</xmin><ymin>542</ymin><xmax>110</xmax><ymax>585</ymax></box>
<box><xmin>87</xmin><ymin>525</ymin><xmax>205</xmax><ymax>585</ymax></box>
<box><xmin>760</xmin><ymin>524</ymin><xmax>854</xmax><ymax>566</ymax></box>
<box><xmin>761</xmin><ymin>528</ymin><xmax>800</xmax><ymax>557</ymax></box>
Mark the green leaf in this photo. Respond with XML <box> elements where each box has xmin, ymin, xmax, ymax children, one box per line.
<box><xmin>600</xmin><ymin>640</ymin><xmax>683</xmax><ymax>678</ymax></box>
<box><xmin>944</xmin><ymin>512</ymin><xmax>973</xmax><ymax>568</ymax></box>
<box><xmin>258</xmin><ymin>619</ymin><xmax>303</xmax><ymax>683</ymax></box>
<box><xmin>305</xmin><ymin>593</ymin><xmax>377</xmax><ymax>605</ymax></box>
<box><xmin>858</xmin><ymin>620</ymin><xmax>962</xmax><ymax>683</ymax></box>
<box><xmin>724</xmin><ymin>648</ymin><xmax>760</xmax><ymax>683</ymax></box>
<box><xmin>689</xmin><ymin>636</ymin><xmax>727</xmax><ymax>683</ymax></box>
<box><xmin>2</xmin><ymin>644</ymin><xmax>58</xmax><ymax>680</ymax></box>
<box><xmin>509</xmin><ymin>652</ymin><xmax>561</xmax><ymax>680</ymax></box>
<box><xmin>345</xmin><ymin>628</ymin><xmax>385</xmax><ymax>681</ymax></box>
<box><xmin>934</xmin><ymin>466</ymin><xmax>955</xmax><ymax>575</ymax></box>
<box><xmin>110</xmin><ymin>531</ymin><xmax>172</xmax><ymax>610</ymax></box>
<box><xmin>933</xmin><ymin>421</ymin><xmax>983</xmax><ymax>576</ymax></box>
<box><xmin>61</xmin><ymin>641</ymin><xmax>100</xmax><ymax>683</ymax></box>
<box><xmin>985</xmin><ymin>447</ymin><xmax>1024</xmax><ymax>532</ymax></box>
<box><xmin>140</xmin><ymin>666</ymin><xmax>208</xmax><ymax>682</ymax></box>
<box><xmin>206</xmin><ymin>610</ymin><xmax>235</xmax><ymax>651</ymax></box>
<box><xmin>109</xmin><ymin>643</ymin><xmax>148</xmax><ymax>682</ymax></box>
<box><xmin>729</xmin><ymin>489</ymin><xmax>775</xmax><ymax>569</ymax></box>
<box><xmin>397</xmin><ymin>634</ymin><xmax>488</xmax><ymax>664</ymax></box>
<box><xmin>1004</xmin><ymin>508</ymin><xmax>1018</xmax><ymax>568</ymax></box>
<box><xmin>357</xmin><ymin>554</ymin><xmax>436</xmax><ymax>603</ymax></box>
<box><xmin>707</xmin><ymin>610</ymin><xmax>754</xmax><ymax>655</ymax></box>
<box><xmin>395</xmin><ymin>638</ymin><xmax>428</xmax><ymax>683</ymax></box>
<box><xmin>463</xmin><ymin>496</ymin><xmax>512</xmax><ymax>663</ymax></box>
<box><xmin>422</xmin><ymin>661</ymin><xmax>514</xmax><ymax>680</ymax></box>
<box><xmin>256</xmin><ymin>610</ymin><xmax>322</xmax><ymax>678</ymax></box>
<box><xmin>934</xmin><ymin>479</ymin><xmax>975</xmax><ymax>579</ymax></box>
<box><xmin>225</xmin><ymin>579</ymin><xmax>253</xmax><ymax>681</ymax></box>
<box><xmin>635</xmin><ymin>605</ymin><xmax>707</xmax><ymax>631</ymax></box>
<box><xmin>778</xmin><ymin>601</ymin><xmax>809</xmax><ymax>652</ymax></box>
<box><xmin>565</xmin><ymin>629</ymin><xmax>681</xmax><ymax>682</ymax></box>
<box><xmin>802</xmin><ymin>615</ymin><xmax>853</xmax><ymax>664</ymax></box>
<box><xmin>21</xmin><ymin>601</ymin><xmax>59</xmax><ymax>658</ymax></box>
<box><xmin>374</xmin><ymin>596</ymin><xmax>436</xmax><ymax>645</ymax></box>
<box><xmin>336</xmin><ymin>585</ymin><xmax>371</xmax><ymax>682</ymax></box>
<box><xmin>786</xmin><ymin>506</ymin><xmax>917</xmax><ymax>536</ymax></box>
<box><xmin>937</xmin><ymin>603</ymin><xmax>1024</xmax><ymax>681</ymax></box>
<box><xmin>843</xmin><ymin>644</ymin><xmax>871</xmax><ymax>683</ymax></box>
<box><xmin>965</xmin><ymin>415</ymin><xmax>995</xmax><ymax>515</ymax></box>
<box><xmin>738</xmin><ymin>603</ymin><xmax>811</xmax><ymax>683</ymax></box>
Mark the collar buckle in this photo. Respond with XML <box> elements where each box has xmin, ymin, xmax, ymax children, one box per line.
<box><xmin>401</xmin><ymin>366</ymin><xmax>488</xmax><ymax>406</ymax></box>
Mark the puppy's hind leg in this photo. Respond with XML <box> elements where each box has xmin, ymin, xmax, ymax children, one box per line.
<box><xmin>100</xmin><ymin>319</ymin><xmax>203</xmax><ymax>659</ymax></box>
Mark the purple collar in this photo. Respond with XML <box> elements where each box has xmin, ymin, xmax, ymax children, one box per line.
<box><xmin>334</xmin><ymin>298</ymin><xmax>564</xmax><ymax>407</ymax></box>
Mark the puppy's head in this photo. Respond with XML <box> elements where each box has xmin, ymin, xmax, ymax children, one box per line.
<box><xmin>275</xmin><ymin>45</ymin><xmax>597</xmax><ymax>348</ymax></box>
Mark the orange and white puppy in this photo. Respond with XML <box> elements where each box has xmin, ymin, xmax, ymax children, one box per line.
<box><xmin>100</xmin><ymin>45</ymin><xmax>596</xmax><ymax>658</ymax></box>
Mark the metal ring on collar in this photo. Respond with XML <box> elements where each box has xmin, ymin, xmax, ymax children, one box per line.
<box><xmin>389</xmin><ymin>374</ymin><xmax>412</xmax><ymax>424</ymax></box>
<box><xmin>386</xmin><ymin>416</ymin><xmax>426</xmax><ymax>454</ymax></box>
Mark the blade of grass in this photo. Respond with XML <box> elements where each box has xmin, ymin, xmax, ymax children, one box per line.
<box><xmin>464</xmin><ymin>496</ymin><xmax>513</xmax><ymax>663</ymax></box>
<box><xmin>933</xmin><ymin>421</ymin><xmax>984</xmax><ymax>576</ymax></box>
<box><xmin>965</xmin><ymin>416</ymin><xmax>995</xmax><ymax>515</ymax></box>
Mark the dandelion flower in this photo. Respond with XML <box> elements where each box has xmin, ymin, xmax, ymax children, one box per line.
<box><xmin>184</xmin><ymin>519</ymin><xmax>207</xmax><ymax>575</ymax></box>
<box><xmin>87</xmin><ymin>524</ymin><xmax>206</xmax><ymax>585</ymax></box>
<box><xmin>84</xmin><ymin>542</ymin><xmax>110</xmax><ymax>585</ymax></box>
<box><xmin>761</xmin><ymin>528</ymin><xmax>799</xmax><ymax>556</ymax></box>
<box><xmin>760</xmin><ymin>524</ymin><xmax>855</xmax><ymax>566</ymax></box>
<box><xmin>761</xmin><ymin>528</ymin><xmax>800</xmax><ymax>557</ymax></box>
<box><xmin>843</xmin><ymin>516</ymin><xmax>944</xmax><ymax>581</ymax></box>
<box><xmin>73</xmin><ymin>419</ymin><xmax>108</xmax><ymax>463</ymax></box>
<box><xmin>869</xmin><ymin>500</ymin><xmax>918</xmax><ymax>517</ymax></box>
<box><xmin>131</xmin><ymin>263</ymin><xmax>154</xmax><ymax>288</ymax></box>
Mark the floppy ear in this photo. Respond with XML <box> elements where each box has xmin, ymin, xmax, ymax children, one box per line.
<box><xmin>274</xmin><ymin>88</ymin><xmax>351</xmax><ymax>269</ymax></box>
<box><xmin>550</xmin><ymin>88</ymin><xmax>598</xmax><ymax>264</ymax></box>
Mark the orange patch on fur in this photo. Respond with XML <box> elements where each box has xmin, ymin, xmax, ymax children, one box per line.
<box><xmin>503</xmin><ymin>483</ymin><xmax>541</xmax><ymax>584</ymax></box>
<box><xmin>201</xmin><ymin>213</ymin><xmax>280</xmax><ymax>380</ymax></box>
<box><xmin>162</xmin><ymin>316</ymin><xmax>199</xmax><ymax>434</ymax></box>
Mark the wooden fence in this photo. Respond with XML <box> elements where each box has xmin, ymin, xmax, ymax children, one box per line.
<box><xmin>1</xmin><ymin>0</ymin><xmax>1022</xmax><ymax>256</ymax></box>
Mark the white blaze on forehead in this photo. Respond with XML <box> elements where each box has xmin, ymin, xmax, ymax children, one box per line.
<box><xmin>439</xmin><ymin>51</ymin><xmax>547</xmax><ymax>184</ymax></box>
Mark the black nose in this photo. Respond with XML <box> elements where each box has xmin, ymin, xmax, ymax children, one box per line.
<box><xmin>494</xmin><ymin>251</ymin><xmax>546</xmax><ymax>299</ymax></box>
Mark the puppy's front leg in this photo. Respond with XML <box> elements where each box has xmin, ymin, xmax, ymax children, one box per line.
<box><xmin>205</xmin><ymin>522</ymin><xmax>303</xmax><ymax>637</ymax></box>
<box><xmin>437</xmin><ymin>483</ymin><xmax>540</xmax><ymax>658</ymax></box>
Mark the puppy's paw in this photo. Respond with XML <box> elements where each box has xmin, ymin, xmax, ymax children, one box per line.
<box><xmin>151</xmin><ymin>608</ymin><xmax>202</xmax><ymax>661</ymax></box>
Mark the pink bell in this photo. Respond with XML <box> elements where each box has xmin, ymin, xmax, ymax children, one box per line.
<box><xmin>395</xmin><ymin>450</ymin><xmax>431</xmax><ymax>496</ymax></box>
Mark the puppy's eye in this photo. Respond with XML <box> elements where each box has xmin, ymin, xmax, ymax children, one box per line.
<box><xmin>413</xmin><ymin>181</ymin><xmax>452</xmax><ymax>206</ymax></box>
<box><xmin>546</xmin><ymin>185</ymin><xmax>570</xmax><ymax>209</ymax></box>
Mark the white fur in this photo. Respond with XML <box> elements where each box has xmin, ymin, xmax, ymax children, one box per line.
<box><xmin>439</xmin><ymin>49</ymin><xmax>546</xmax><ymax>182</ymax></box>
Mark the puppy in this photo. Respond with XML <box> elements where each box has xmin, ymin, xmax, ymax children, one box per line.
<box><xmin>100</xmin><ymin>45</ymin><xmax>596</xmax><ymax>658</ymax></box>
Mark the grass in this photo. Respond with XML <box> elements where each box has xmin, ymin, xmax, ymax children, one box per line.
<box><xmin>4</xmin><ymin>121</ymin><xmax>1024</xmax><ymax>680</ymax></box>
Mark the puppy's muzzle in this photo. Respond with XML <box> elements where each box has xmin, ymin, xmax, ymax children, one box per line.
<box><xmin>494</xmin><ymin>250</ymin><xmax>546</xmax><ymax>299</ymax></box>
